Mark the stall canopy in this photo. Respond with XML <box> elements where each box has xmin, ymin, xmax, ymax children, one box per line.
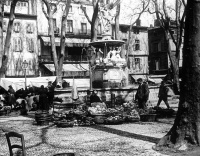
<box><xmin>41</xmin><ymin>36</ymin><xmax>90</xmax><ymax>47</ymax></box>
<box><xmin>0</xmin><ymin>76</ymin><xmax>57</xmax><ymax>91</ymax></box>
<box><xmin>44</xmin><ymin>64</ymin><xmax>89</xmax><ymax>72</ymax></box>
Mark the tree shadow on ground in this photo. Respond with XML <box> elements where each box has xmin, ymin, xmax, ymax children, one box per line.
<box><xmin>91</xmin><ymin>125</ymin><xmax>160</xmax><ymax>143</ymax></box>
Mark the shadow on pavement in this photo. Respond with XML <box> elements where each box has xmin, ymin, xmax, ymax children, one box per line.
<box><xmin>91</xmin><ymin>125</ymin><xmax>160</xmax><ymax>144</ymax></box>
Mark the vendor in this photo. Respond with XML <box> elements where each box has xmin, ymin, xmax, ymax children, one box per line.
<box><xmin>90</xmin><ymin>90</ymin><xmax>101</xmax><ymax>103</ymax></box>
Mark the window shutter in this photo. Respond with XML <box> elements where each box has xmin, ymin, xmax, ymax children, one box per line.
<box><xmin>13</xmin><ymin>38</ymin><xmax>17</xmax><ymax>51</ymax></box>
<box><xmin>31</xmin><ymin>25</ymin><xmax>34</xmax><ymax>33</ymax></box>
<box><xmin>3</xmin><ymin>21</ymin><xmax>6</xmax><ymax>32</ymax></box>
<box><xmin>31</xmin><ymin>39</ymin><xmax>34</xmax><ymax>52</ymax></box>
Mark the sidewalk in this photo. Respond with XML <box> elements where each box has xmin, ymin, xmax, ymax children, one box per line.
<box><xmin>0</xmin><ymin>111</ymin><xmax>174</xmax><ymax>156</ymax></box>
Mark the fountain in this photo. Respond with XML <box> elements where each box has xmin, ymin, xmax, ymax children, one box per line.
<box><xmin>89</xmin><ymin>33</ymin><xmax>129</xmax><ymax>89</ymax></box>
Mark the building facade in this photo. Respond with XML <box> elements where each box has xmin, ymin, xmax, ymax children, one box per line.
<box><xmin>148</xmin><ymin>22</ymin><xmax>183</xmax><ymax>75</ymax></box>
<box><xmin>3</xmin><ymin>0</ymin><xmax>38</xmax><ymax>77</ymax></box>
<box><xmin>112</xmin><ymin>22</ymin><xmax>149</xmax><ymax>82</ymax></box>
<box><xmin>37</xmin><ymin>0</ymin><xmax>97</xmax><ymax>78</ymax></box>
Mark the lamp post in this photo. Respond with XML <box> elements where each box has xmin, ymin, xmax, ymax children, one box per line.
<box><xmin>22</xmin><ymin>60</ymin><xmax>28</xmax><ymax>89</ymax></box>
<box><xmin>87</xmin><ymin>47</ymin><xmax>93</xmax><ymax>91</ymax></box>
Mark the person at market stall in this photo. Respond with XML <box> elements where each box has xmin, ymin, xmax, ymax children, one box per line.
<box><xmin>7</xmin><ymin>85</ymin><xmax>16</xmax><ymax>109</ymax></box>
<box><xmin>135</xmin><ymin>78</ymin><xmax>149</xmax><ymax>109</ymax></box>
<box><xmin>90</xmin><ymin>90</ymin><xmax>101</xmax><ymax>103</ymax></box>
<box><xmin>39</xmin><ymin>85</ymin><xmax>49</xmax><ymax>111</ymax></box>
<box><xmin>156</xmin><ymin>80</ymin><xmax>171</xmax><ymax>109</ymax></box>
<box><xmin>47</xmin><ymin>81</ymin><xmax>55</xmax><ymax>108</ymax></box>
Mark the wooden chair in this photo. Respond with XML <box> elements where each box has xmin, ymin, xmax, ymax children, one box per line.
<box><xmin>5</xmin><ymin>131</ymin><xmax>26</xmax><ymax>156</ymax></box>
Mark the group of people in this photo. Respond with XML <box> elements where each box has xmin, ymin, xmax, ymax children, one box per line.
<box><xmin>135</xmin><ymin>78</ymin><xmax>171</xmax><ymax>109</ymax></box>
<box><xmin>0</xmin><ymin>81</ymin><xmax>55</xmax><ymax>114</ymax></box>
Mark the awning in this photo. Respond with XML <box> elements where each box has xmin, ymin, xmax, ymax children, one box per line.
<box><xmin>41</xmin><ymin>36</ymin><xmax>90</xmax><ymax>47</ymax></box>
<box><xmin>44</xmin><ymin>64</ymin><xmax>89</xmax><ymax>72</ymax></box>
<box><xmin>131</xmin><ymin>75</ymin><xmax>148</xmax><ymax>81</ymax></box>
<box><xmin>0</xmin><ymin>76</ymin><xmax>57</xmax><ymax>90</ymax></box>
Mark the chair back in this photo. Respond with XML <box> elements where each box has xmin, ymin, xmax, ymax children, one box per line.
<box><xmin>5</xmin><ymin>131</ymin><xmax>26</xmax><ymax>156</ymax></box>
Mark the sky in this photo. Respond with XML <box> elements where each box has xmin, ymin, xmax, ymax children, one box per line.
<box><xmin>117</xmin><ymin>0</ymin><xmax>176</xmax><ymax>27</ymax></box>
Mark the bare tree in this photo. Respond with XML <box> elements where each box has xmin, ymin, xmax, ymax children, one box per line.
<box><xmin>154</xmin><ymin>0</ymin><xmax>200</xmax><ymax>150</ymax></box>
<box><xmin>0</xmin><ymin>0</ymin><xmax>4</xmax><ymax>69</ymax></box>
<box><xmin>0</xmin><ymin>0</ymin><xmax>19</xmax><ymax>77</ymax></box>
<box><xmin>149</xmin><ymin>0</ymin><xmax>186</xmax><ymax>94</ymax></box>
<box><xmin>41</xmin><ymin>0</ymin><xmax>71</xmax><ymax>83</ymax></box>
<box><xmin>125</xmin><ymin>0</ymin><xmax>150</xmax><ymax>79</ymax></box>
<box><xmin>80</xmin><ymin>0</ymin><xmax>100</xmax><ymax>42</ymax></box>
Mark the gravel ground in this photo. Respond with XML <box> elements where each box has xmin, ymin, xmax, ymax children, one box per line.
<box><xmin>0</xmin><ymin>111</ymin><xmax>176</xmax><ymax>156</ymax></box>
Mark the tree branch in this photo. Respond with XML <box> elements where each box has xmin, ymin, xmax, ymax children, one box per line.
<box><xmin>81</xmin><ymin>5</ymin><xmax>91</xmax><ymax>24</ymax></box>
<box><xmin>41</xmin><ymin>0</ymin><xmax>49</xmax><ymax>19</ymax></box>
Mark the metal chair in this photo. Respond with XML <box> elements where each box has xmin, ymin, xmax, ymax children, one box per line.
<box><xmin>5</xmin><ymin>131</ymin><xmax>26</xmax><ymax>156</ymax></box>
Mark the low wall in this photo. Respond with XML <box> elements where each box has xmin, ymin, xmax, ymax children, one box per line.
<box><xmin>54</xmin><ymin>86</ymin><xmax>160</xmax><ymax>104</ymax></box>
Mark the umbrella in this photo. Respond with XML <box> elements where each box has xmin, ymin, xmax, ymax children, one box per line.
<box><xmin>71</xmin><ymin>77</ymin><xmax>79</xmax><ymax>101</ymax></box>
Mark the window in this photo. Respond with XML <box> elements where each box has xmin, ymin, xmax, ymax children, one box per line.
<box><xmin>14</xmin><ymin>38</ymin><xmax>23</xmax><ymax>52</ymax></box>
<box><xmin>67</xmin><ymin>20</ymin><xmax>73</xmax><ymax>33</ymax></box>
<box><xmin>3</xmin><ymin>20</ymin><xmax>7</xmax><ymax>32</ymax></box>
<box><xmin>14</xmin><ymin>22</ymin><xmax>21</xmax><ymax>33</ymax></box>
<box><xmin>98</xmin><ymin>24</ymin><xmax>102</xmax><ymax>35</ymax></box>
<box><xmin>155</xmin><ymin>59</ymin><xmax>160</xmax><ymax>70</ymax></box>
<box><xmin>152</xmin><ymin>43</ymin><xmax>159</xmax><ymax>52</ymax></box>
<box><xmin>26</xmin><ymin>24</ymin><xmax>34</xmax><ymax>33</ymax></box>
<box><xmin>135</xmin><ymin>39</ymin><xmax>140</xmax><ymax>50</ymax></box>
<box><xmin>135</xmin><ymin>58</ymin><xmax>140</xmax><ymax>70</ymax></box>
<box><xmin>69</xmin><ymin>5</ymin><xmax>72</xmax><ymax>12</ymax></box>
<box><xmin>27</xmin><ymin>38</ymin><xmax>34</xmax><ymax>52</ymax></box>
<box><xmin>81</xmin><ymin>23</ymin><xmax>87</xmax><ymax>34</ymax></box>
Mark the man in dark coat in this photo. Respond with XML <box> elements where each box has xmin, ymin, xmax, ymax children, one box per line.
<box><xmin>135</xmin><ymin>78</ymin><xmax>149</xmax><ymax>109</ymax></box>
<box><xmin>47</xmin><ymin>81</ymin><xmax>55</xmax><ymax>107</ymax></box>
<box><xmin>156</xmin><ymin>80</ymin><xmax>170</xmax><ymax>109</ymax></box>
<box><xmin>90</xmin><ymin>90</ymin><xmax>101</xmax><ymax>103</ymax></box>
<box><xmin>39</xmin><ymin>85</ymin><xmax>49</xmax><ymax>110</ymax></box>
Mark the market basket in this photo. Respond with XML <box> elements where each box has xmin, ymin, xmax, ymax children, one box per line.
<box><xmin>56</xmin><ymin>120</ymin><xmax>74</xmax><ymax>128</ymax></box>
<box><xmin>53</xmin><ymin>152</ymin><xmax>75</xmax><ymax>156</ymax></box>
<box><xmin>93</xmin><ymin>114</ymin><xmax>106</xmax><ymax>124</ymax></box>
<box><xmin>105</xmin><ymin>117</ymin><xmax>124</xmax><ymax>125</ymax></box>
<box><xmin>35</xmin><ymin>110</ymin><xmax>52</xmax><ymax>125</ymax></box>
<box><xmin>140</xmin><ymin>114</ymin><xmax>157</xmax><ymax>122</ymax></box>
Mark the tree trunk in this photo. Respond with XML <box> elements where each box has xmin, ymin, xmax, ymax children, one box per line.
<box><xmin>0</xmin><ymin>0</ymin><xmax>18</xmax><ymax>77</ymax></box>
<box><xmin>48</xmin><ymin>13</ymin><xmax>59</xmax><ymax>76</ymax></box>
<box><xmin>91</xmin><ymin>1</ymin><xmax>99</xmax><ymax>42</ymax></box>
<box><xmin>58</xmin><ymin>0</ymin><xmax>72</xmax><ymax>84</ymax></box>
<box><xmin>115</xmin><ymin>3</ymin><xmax>120</xmax><ymax>40</ymax></box>
<box><xmin>154</xmin><ymin>0</ymin><xmax>200</xmax><ymax>150</ymax></box>
<box><xmin>0</xmin><ymin>1</ymin><xmax>4</xmax><ymax>68</ymax></box>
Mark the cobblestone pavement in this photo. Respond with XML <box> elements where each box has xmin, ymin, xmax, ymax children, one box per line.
<box><xmin>0</xmin><ymin>110</ymin><xmax>175</xmax><ymax>156</ymax></box>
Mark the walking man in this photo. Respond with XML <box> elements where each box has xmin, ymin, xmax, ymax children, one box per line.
<box><xmin>135</xmin><ymin>78</ymin><xmax>150</xmax><ymax>109</ymax></box>
<box><xmin>156</xmin><ymin>80</ymin><xmax>170</xmax><ymax>109</ymax></box>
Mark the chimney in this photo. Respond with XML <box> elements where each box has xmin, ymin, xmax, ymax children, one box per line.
<box><xmin>136</xmin><ymin>19</ymin><xmax>141</xmax><ymax>26</ymax></box>
<box><xmin>150</xmin><ymin>24</ymin><xmax>153</xmax><ymax>28</ymax></box>
<box><xmin>154</xmin><ymin>19</ymin><xmax>160</xmax><ymax>27</ymax></box>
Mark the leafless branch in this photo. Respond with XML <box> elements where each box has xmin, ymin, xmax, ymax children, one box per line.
<box><xmin>81</xmin><ymin>5</ymin><xmax>91</xmax><ymax>24</ymax></box>
<box><xmin>41</xmin><ymin>1</ymin><xmax>49</xmax><ymax>19</ymax></box>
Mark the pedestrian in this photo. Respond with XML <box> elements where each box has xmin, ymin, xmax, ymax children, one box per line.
<box><xmin>135</xmin><ymin>78</ymin><xmax>150</xmax><ymax>109</ymax></box>
<box><xmin>156</xmin><ymin>80</ymin><xmax>170</xmax><ymax>109</ymax></box>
